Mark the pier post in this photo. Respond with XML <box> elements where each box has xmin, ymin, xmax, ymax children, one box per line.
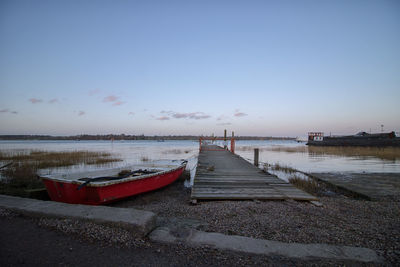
<box><xmin>231</xmin><ymin>131</ymin><xmax>235</xmax><ymax>154</ymax></box>
<box><xmin>224</xmin><ymin>129</ymin><xmax>227</xmax><ymax>149</ymax></box>
<box><xmin>254</xmin><ymin>148</ymin><xmax>259</xmax><ymax>167</ymax></box>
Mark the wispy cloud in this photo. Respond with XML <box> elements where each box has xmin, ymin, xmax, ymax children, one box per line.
<box><xmin>78</xmin><ymin>111</ymin><xmax>85</xmax><ymax>116</ymax></box>
<box><xmin>161</xmin><ymin>111</ymin><xmax>211</xmax><ymax>120</ymax></box>
<box><xmin>187</xmin><ymin>112</ymin><xmax>211</xmax><ymax>120</ymax></box>
<box><xmin>128</xmin><ymin>112</ymin><xmax>135</xmax><ymax>116</ymax></box>
<box><xmin>89</xmin><ymin>89</ymin><xmax>101</xmax><ymax>96</ymax></box>
<box><xmin>112</xmin><ymin>101</ymin><xmax>125</xmax><ymax>106</ymax></box>
<box><xmin>29</xmin><ymin>98</ymin><xmax>42</xmax><ymax>104</ymax></box>
<box><xmin>103</xmin><ymin>95</ymin><xmax>118</xmax><ymax>102</ymax></box>
<box><xmin>156</xmin><ymin>116</ymin><xmax>170</xmax><ymax>121</ymax></box>
<box><xmin>49</xmin><ymin>98</ymin><xmax>58</xmax><ymax>104</ymax></box>
<box><xmin>217</xmin><ymin>122</ymin><xmax>232</xmax><ymax>126</ymax></box>
<box><xmin>217</xmin><ymin>115</ymin><xmax>229</xmax><ymax>121</ymax></box>
<box><xmin>234</xmin><ymin>109</ymin><xmax>248</xmax><ymax>117</ymax></box>
<box><xmin>102</xmin><ymin>95</ymin><xmax>125</xmax><ymax>106</ymax></box>
<box><xmin>1</xmin><ymin>108</ymin><xmax>18</xmax><ymax>115</ymax></box>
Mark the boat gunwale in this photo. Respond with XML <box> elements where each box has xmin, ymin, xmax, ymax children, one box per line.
<box><xmin>41</xmin><ymin>161</ymin><xmax>187</xmax><ymax>187</ymax></box>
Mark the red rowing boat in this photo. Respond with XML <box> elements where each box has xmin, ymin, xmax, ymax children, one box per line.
<box><xmin>41</xmin><ymin>160</ymin><xmax>187</xmax><ymax>205</ymax></box>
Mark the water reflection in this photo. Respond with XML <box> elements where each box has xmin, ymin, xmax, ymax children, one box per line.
<box><xmin>1</xmin><ymin>140</ymin><xmax>399</xmax><ymax>181</ymax></box>
<box><xmin>234</xmin><ymin>140</ymin><xmax>400</xmax><ymax>173</ymax></box>
<box><xmin>0</xmin><ymin>140</ymin><xmax>199</xmax><ymax>181</ymax></box>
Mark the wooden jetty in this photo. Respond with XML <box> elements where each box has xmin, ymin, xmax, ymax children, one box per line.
<box><xmin>191</xmin><ymin>143</ymin><xmax>318</xmax><ymax>202</ymax></box>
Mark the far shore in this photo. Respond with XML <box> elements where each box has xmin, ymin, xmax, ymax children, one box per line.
<box><xmin>0</xmin><ymin>134</ymin><xmax>295</xmax><ymax>141</ymax></box>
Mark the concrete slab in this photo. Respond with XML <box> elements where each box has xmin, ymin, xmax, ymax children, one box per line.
<box><xmin>311</xmin><ymin>172</ymin><xmax>400</xmax><ymax>200</ymax></box>
<box><xmin>149</xmin><ymin>227</ymin><xmax>381</xmax><ymax>263</ymax></box>
<box><xmin>0</xmin><ymin>194</ymin><xmax>156</xmax><ymax>237</ymax></box>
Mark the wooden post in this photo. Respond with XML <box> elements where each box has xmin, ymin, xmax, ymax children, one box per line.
<box><xmin>231</xmin><ymin>131</ymin><xmax>235</xmax><ymax>154</ymax></box>
<box><xmin>224</xmin><ymin>129</ymin><xmax>227</xmax><ymax>149</ymax></box>
<box><xmin>254</xmin><ymin>148</ymin><xmax>259</xmax><ymax>167</ymax></box>
<box><xmin>230</xmin><ymin>138</ymin><xmax>235</xmax><ymax>154</ymax></box>
<box><xmin>199</xmin><ymin>137</ymin><xmax>202</xmax><ymax>152</ymax></box>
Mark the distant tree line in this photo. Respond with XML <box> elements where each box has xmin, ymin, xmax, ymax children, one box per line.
<box><xmin>0</xmin><ymin>134</ymin><xmax>295</xmax><ymax>141</ymax></box>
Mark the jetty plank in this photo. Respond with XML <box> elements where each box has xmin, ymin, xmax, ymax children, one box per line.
<box><xmin>191</xmin><ymin>144</ymin><xmax>317</xmax><ymax>201</ymax></box>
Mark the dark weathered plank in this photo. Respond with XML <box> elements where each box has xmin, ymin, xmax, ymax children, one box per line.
<box><xmin>191</xmin><ymin>144</ymin><xmax>318</xmax><ymax>201</ymax></box>
<box><xmin>191</xmin><ymin>194</ymin><xmax>288</xmax><ymax>200</ymax></box>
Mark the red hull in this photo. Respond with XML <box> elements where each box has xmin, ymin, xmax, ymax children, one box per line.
<box><xmin>42</xmin><ymin>164</ymin><xmax>186</xmax><ymax>205</ymax></box>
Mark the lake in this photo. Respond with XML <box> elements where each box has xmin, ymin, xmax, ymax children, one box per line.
<box><xmin>1</xmin><ymin>140</ymin><xmax>399</xmax><ymax>183</ymax></box>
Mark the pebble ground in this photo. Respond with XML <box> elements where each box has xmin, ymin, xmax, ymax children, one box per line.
<box><xmin>111</xmin><ymin>171</ymin><xmax>400</xmax><ymax>265</ymax></box>
<box><xmin>1</xmin><ymin>171</ymin><xmax>399</xmax><ymax>265</ymax></box>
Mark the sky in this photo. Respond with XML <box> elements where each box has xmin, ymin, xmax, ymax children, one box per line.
<box><xmin>0</xmin><ymin>0</ymin><xmax>399</xmax><ymax>137</ymax></box>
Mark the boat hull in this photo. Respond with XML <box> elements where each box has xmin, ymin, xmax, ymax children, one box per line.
<box><xmin>42</xmin><ymin>164</ymin><xmax>186</xmax><ymax>205</ymax></box>
<box><xmin>307</xmin><ymin>131</ymin><xmax>400</xmax><ymax>147</ymax></box>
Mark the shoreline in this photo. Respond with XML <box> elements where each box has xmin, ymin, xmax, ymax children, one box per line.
<box><xmin>0</xmin><ymin>171</ymin><xmax>399</xmax><ymax>265</ymax></box>
<box><xmin>1</xmin><ymin>210</ymin><xmax>369</xmax><ymax>266</ymax></box>
<box><xmin>110</xmin><ymin>171</ymin><xmax>400</xmax><ymax>264</ymax></box>
<box><xmin>0</xmin><ymin>135</ymin><xmax>296</xmax><ymax>141</ymax></box>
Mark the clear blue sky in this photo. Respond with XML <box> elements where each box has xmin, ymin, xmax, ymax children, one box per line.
<box><xmin>1</xmin><ymin>0</ymin><xmax>399</xmax><ymax>137</ymax></box>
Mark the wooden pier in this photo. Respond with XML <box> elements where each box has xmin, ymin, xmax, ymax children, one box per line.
<box><xmin>191</xmin><ymin>144</ymin><xmax>317</xmax><ymax>202</ymax></box>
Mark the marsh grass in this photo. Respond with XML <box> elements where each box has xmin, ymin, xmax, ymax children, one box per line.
<box><xmin>237</xmin><ymin>145</ymin><xmax>400</xmax><ymax>160</ymax></box>
<box><xmin>266</xmin><ymin>163</ymin><xmax>298</xmax><ymax>174</ymax></box>
<box><xmin>0</xmin><ymin>150</ymin><xmax>121</xmax><ymax>196</ymax></box>
<box><xmin>288</xmin><ymin>175</ymin><xmax>321</xmax><ymax>196</ymax></box>
<box><xmin>162</xmin><ymin>149</ymin><xmax>192</xmax><ymax>154</ymax></box>
<box><xmin>268</xmin><ymin>146</ymin><xmax>400</xmax><ymax>161</ymax></box>
<box><xmin>140</xmin><ymin>156</ymin><xmax>150</xmax><ymax>162</ymax></box>
<box><xmin>162</xmin><ymin>149</ymin><xmax>183</xmax><ymax>154</ymax></box>
<box><xmin>0</xmin><ymin>150</ymin><xmax>121</xmax><ymax>168</ymax></box>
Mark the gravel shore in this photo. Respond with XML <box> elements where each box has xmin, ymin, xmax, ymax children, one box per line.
<box><xmin>110</xmin><ymin>171</ymin><xmax>400</xmax><ymax>265</ymax></box>
<box><xmin>0</xmin><ymin>209</ymin><xmax>381</xmax><ymax>266</ymax></box>
<box><xmin>1</xmin><ymin>171</ymin><xmax>399</xmax><ymax>265</ymax></box>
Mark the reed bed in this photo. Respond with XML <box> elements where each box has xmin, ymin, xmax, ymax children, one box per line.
<box><xmin>308</xmin><ymin>146</ymin><xmax>400</xmax><ymax>160</ymax></box>
<box><xmin>288</xmin><ymin>175</ymin><xmax>321</xmax><ymax>196</ymax></box>
<box><xmin>162</xmin><ymin>149</ymin><xmax>193</xmax><ymax>154</ymax></box>
<box><xmin>140</xmin><ymin>156</ymin><xmax>150</xmax><ymax>162</ymax></box>
<box><xmin>0</xmin><ymin>150</ymin><xmax>121</xmax><ymax>168</ymax></box>
<box><xmin>237</xmin><ymin>145</ymin><xmax>400</xmax><ymax>160</ymax></box>
<box><xmin>265</xmin><ymin>163</ymin><xmax>298</xmax><ymax>174</ymax></box>
<box><xmin>0</xmin><ymin>150</ymin><xmax>122</xmax><ymax>196</ymax></box>
<box><xmin>162</xmin><ymin>149</ymin><xmax>183</xmax><ymax>154</ymax></box>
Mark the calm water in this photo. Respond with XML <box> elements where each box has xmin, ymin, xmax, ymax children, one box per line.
<box><xmin>0</xmin><ymin>140</ymin><xmax>199</xmax><ymax>176</ymax></box>
<box><xmin>234</xmin><ymin>140</ymin><xmax>400</xmax><ymax>173</ymax></box>
<box><xmin>1</xmin><ymin>140</ymin><xmax>399</xmax><ymax>182</ymax></box>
